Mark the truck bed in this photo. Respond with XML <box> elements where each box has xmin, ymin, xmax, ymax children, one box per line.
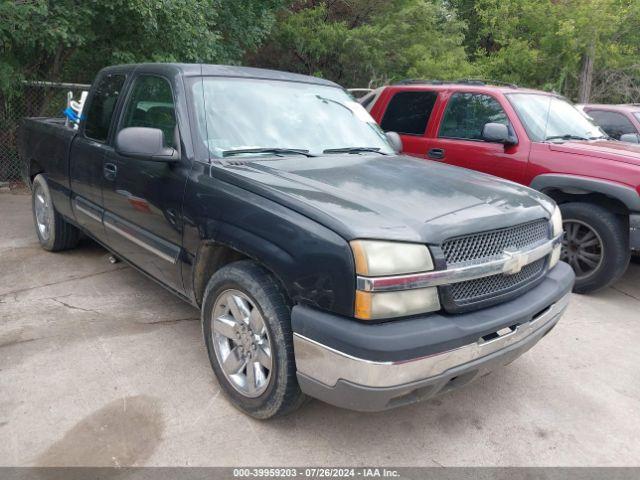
<box><xmin>20</xmin><ymin>117</ymin><xmax>77</xmax><ymax>183</ymax></box>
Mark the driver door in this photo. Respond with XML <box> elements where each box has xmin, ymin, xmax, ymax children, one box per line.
<box><xmin>427</xmin><ymin>92</ymin><xmax>528</xmax><ymax>183</ymax></box>
<box><xmin>102</xmin><ymin>74</ymin><xmax>188</xmax><ymax>293</ymax></box>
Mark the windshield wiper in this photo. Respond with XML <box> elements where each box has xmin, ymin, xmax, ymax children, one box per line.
<box><xmin>323</xmin><ymin>147</ymin><xmax>388</xmax><ymax>155</ymax></box>
<box><xmin>544</xmin><ymin>134</ymin><xmax>589</xmax><ymax>142</ymax></box>
<box><xmin>222</xmin><ymin>148</ymin><xmax>316</xmax><ymax>158</ymax></box>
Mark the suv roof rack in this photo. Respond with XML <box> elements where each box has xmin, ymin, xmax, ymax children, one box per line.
<box><xmin>393</xmin><ymin>79</ymin><xmax>446</xmax><ymax>85</ymax></box>
<box><xmin>392</xmin><ymin>78</ymin><xmax>519</xmax><ymax>89</ymax></box>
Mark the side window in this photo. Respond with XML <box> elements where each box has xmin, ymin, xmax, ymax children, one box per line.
<box><xmin>380</xmin><ymin>91</ymin><xmax>438</xmax><ymax>135</ymax></box>
<box><xmin>121</xmin><ymin>76</ymin><xmax>177</xmax><ymax>148</ymax></box>
<box><xmin>84</xmin><ymin>74</ymin><xmax>126</xmax><ymax>142</ymax></box>
<box><xmin>587</xmin><ymin>110</ymin><xmax>636</xmax><ymax>140</ymax></box>
<box><xmin>439</xmin><ymin>93</ymin><xmax>509</xmax><ymax>141</ymax></box>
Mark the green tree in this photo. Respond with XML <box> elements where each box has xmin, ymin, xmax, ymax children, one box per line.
<box><xmin>452</xmin><ymin>0</ymin><xmax>640</xmax><ymax>102</ymax></box>
<box><xmin>251</xmin><ymin>0</ymin><xmax>474</xmax><ymax>88</ymax></box>
<box><xmin>0</xmin><ymin>0</ymin><xmax>284</xmax><ymax>88</ymax></box>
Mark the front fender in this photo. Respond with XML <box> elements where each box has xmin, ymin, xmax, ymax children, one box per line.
<box><xmin>181</xmin><ymin>165</ymin><xmax>356</xmax><ymax>317</ymax></box>
<box><xmin>530</xmin><ymin>174</ymin><xmax>640</xmax><ymax>212</ymax></box>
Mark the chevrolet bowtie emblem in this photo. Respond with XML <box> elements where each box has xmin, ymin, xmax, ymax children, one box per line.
<box><xmin>503</xmin><ymin>249</ymin><xmax>528</xmax><ymax>275</ymax></box>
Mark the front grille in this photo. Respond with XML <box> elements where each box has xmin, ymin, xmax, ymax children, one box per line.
<box><xmin>441</xmin><ymin>219</ymin><xmax>550</xmax><ymax>264</ymax></box>
<box><xmin>440</xmin><ymin>219</ymin><xmax>550</xmax><ymax>312</ymax></box>
<box><xmin>448</xmin><ymin>258</ymin><xmax>546</xmax><ymax>307</ymax></box>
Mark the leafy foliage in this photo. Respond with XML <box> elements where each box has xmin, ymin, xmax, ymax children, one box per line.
<box><xmin>0</xmin><ymin>0</ymin><xmax>283</xmax><ymax>89</ymax></box>
<box><xmin>254</xmin><ymin>0</ymin><xmax>640</xmax><ymax>101</ymax></box>
<box><xmin>2</xmin><ymin>0</ymin><xmax>640</xmax><ymax>102</ymax></box>
<box><xmin>250</xmin><ymin>0</ymin><xmax>474</xmax><ymax>87</ymax></box>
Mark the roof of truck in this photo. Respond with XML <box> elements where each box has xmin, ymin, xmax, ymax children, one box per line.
<box><xmin>99</xmin><ymin>63</ymin><xmax>340</xmax><ymax>87</ymax></box>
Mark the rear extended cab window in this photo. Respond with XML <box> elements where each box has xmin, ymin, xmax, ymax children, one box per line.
<box><xmin>380</xmin><ymin>91</ymin><xmax>438</xmax><ymax>135</ymax></box>
<box><xmin>84</xmin><ymin>74</ymin><xmax>126</xmax><ymax>142</ymax></box>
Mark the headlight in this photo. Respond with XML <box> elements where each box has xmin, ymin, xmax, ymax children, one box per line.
<box><xmin>549</xmin><ymin>206</ymin><xmax>563</xmax><ymax>268</ymax></box>
<box><xmin>350</xmin><ymin>240</ymin><xmax>434</xmax><ymax>276</ymax></box>
<box><xmin>350</xmin><ymin>240</ymin><xmax>439</xmax><ymax>320</ymax></box>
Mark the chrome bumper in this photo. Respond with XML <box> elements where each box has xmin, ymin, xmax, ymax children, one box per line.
<box><xmin>294</xmin><ymin>292</ymin><xmax>570</xmax><ymax>389</ymax></box>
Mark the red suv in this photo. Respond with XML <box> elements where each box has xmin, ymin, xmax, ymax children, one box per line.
<box><xmin>363</xmin><ymin>80</ymin><xmax>640</xmax><ymax>292</ymax></box>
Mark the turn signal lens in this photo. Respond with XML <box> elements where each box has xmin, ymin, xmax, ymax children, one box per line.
<box><xmin>355</xmin><ymin>288</ymin><xmax>440</xmax><ymax>321</ymax></box>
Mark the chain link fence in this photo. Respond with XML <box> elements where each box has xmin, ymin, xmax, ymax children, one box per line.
<box><xmin>0</xmin><ymin>81</ymin><xmax>90</xmax><ymax>184</ymax></box>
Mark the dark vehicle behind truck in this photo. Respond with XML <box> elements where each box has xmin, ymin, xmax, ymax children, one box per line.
<box><xmin>19</xmin><ymin>64</ymin><xmax>574</xmax><ymax>418</ymax></box>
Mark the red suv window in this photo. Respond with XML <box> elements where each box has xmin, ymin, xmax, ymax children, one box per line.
<box><xmin>380</xmin><ymin>91</ymin><xmax>438</xmax><ymax>135</ymax></box>
<box><xmin>439</xmin><ymin>92</ymin><xmax>509</xmax><ymax>141</ymax></box>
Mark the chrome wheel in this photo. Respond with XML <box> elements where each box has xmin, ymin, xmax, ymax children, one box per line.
<box><xmin>34</xmin><ymin>182</ymin><xmax>52</xmax><ymax>242</ymax></box>
<box><xmin>211</xmin><ymin>289</ymin><xmax>272</xmax><ymax>398</ymax></box>
<box><xmin>561</xmin><ymin>219</ymin><xmax>604</xmax><ymax>280</ymax></box>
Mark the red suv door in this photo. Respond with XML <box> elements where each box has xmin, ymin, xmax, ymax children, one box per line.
<box><xmin>423</xmin><ymin>91</ymin><xmax>529</xmax><ymax>183</ymax></box>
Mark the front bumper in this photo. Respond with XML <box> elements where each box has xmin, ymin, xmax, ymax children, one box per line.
<box><xmin>292</xmin><ymin>261</ymin><xmax>574</xmax><ymax>412</ymax></box>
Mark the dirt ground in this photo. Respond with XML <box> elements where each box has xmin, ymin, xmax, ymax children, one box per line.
<box><xmin>1</xmin><ymin>191</ymin><xmax>639</xmax><ymax>466</ymax></box>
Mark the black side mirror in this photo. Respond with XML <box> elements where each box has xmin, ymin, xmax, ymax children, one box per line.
<box><xmin>619</xmin><ymin>133</ymin><xmax>640</xmax><ymax>144</ymax></box>
<box><xmin>115</xmin><ymin>127</ymin><xmax>179</xmax><ymax>161</ymax></box>
<box><xmin>482</xmin><ymin>123</ymin><xmax>517</xmax><ymax>145</ymax></box>
<box><xmin>385</xmin><ymin>131</ymin><xmax>403</xmax><ymax>153</ymax></box>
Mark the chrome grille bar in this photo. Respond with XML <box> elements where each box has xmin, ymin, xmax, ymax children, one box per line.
<box><xmin>356</xmin><ymin>233</ymin><xmax>562</xmax><ymax>292</ymax></box>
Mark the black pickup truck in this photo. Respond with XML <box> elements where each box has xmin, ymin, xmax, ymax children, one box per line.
<box><xmin>19</xmin><ymin>64</ymin><xmax>574</xmax><ymax>418</ymax></box>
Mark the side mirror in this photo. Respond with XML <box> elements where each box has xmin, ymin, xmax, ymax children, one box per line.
<box><xmin>115</xmin><ymin>127</ymin><xmax>179</xmax><ymax>161</ymax></box>
<box><xmin>385</xmin><ymin>131</ymin><xmax>403</xmax><ymax>153</ymax></box>
<box><xmin>619</xmin><ymin>133</ymin><xmax>640</xmax><ymax>144</ymax></box>
<box><xmin>482</xmin><ymin>123</ymin><xmax>517</xmax><ymax>145</ymax></box>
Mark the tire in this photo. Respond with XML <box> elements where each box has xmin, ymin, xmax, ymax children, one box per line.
<box><xmin>201</xmin><ymin>260</ymin><xmax>306</xmax><ymax>419</ymax></box>
<box><xmin>31</xmin><ymin>174</ymin><xmax>80</xmax><ymax>252</ymax></box>
<box><xmin>560</xmin><ymin>202</ymin><xmax>629</xmax><ymax>293</ymax></box>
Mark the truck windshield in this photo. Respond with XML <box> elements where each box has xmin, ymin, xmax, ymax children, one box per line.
<box><xmin>192</xmin><ymin>78</ymin><xmax>393</xmax><ymax>158</ymax></box>
<box><xmin>507</xmin><ymin>93</ymin><xmax>607</xmax><ymax>142</ymax></box>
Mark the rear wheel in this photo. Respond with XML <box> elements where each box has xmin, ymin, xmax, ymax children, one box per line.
<box><xmin>202</xmin><ymin>260</ymin><xmax>305</xmax><ymax>419</ymax></box>
<box><xmin>31</xmin><ymin>174</ymin><xmax>79</xmax><ymax>251</ymax></box>
<box><xmin>560</xmin><ymin>202</ymin><xmax>629</xmax><ymax>293</ymax></box>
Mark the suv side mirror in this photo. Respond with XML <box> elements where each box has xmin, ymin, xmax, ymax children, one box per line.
<box><xmin>619</xmin><ymin>133</ymin><xmax>640</xmax><ymax>144</ymax></box>
<box><xmin>385</xmin><ymin>131</ymin><xmax>403</xmax><ymax>153</ymax></box>
<box><xmin>115</xmin><ymin>127</ymin><xmax>179</xmax><ymax>161</ymax></box>
<box><xmin>482</xmin><ymin>123</ymin><xmax>517</xmax><ymax>145</ymax></box>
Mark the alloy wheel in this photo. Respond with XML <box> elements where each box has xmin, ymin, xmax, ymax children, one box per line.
<box><xmin>34</xmin><ymin>183</ymin><xmax>52</xmax><ymax>242</ymax></box>
<box><xmin>211</xmin><ymin>289</ymin><xmax>273</xmax><ymax>398</ymax></box>
<box><xmin>561</xmin><ymin>219</ymin><xmax>604</xmax><ymax>280</ymax></box>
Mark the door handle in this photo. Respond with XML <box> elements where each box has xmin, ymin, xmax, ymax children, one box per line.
<box><xmin>427</xmin><ymin>148</ymin><xmax>445</xmax><ymax>160</ymax></box>
<box><xmin>103</xmin><ymin>163</ymin><xmax>117</xmax><ymax>181</ymax></box>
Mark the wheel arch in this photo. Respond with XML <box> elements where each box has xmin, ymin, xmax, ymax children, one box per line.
<box><xmin>28</xmin><ymin>159</ymin><xmax>44</xmax><ymax>186</ymax></box>
<box><xmin>191</xmin><ymin>239</ymin><xmax>293</xmax><ymax>309</ymax></box>
<box><xmin>531</xmin><ymin>174</ymin><xmax>639</xmax><ymax>215</ymax></box>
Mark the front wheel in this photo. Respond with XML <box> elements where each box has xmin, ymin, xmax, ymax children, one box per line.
<box><xmin>560</xmin><ymin>202</ymin><xmax>629</xmax><ymax>293</ymax></box>
<box><xmin>201</xmin><ymin>260</ymin><xmax>306</xmax><ymax>419</ymax></box>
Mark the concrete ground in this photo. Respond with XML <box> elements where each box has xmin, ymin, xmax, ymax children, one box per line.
<box><xmin>1</xmin><ymin>191</ymin><xmax>639</xmax><ymax>467</ymax></box>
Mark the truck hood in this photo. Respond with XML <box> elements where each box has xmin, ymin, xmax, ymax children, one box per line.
<box><xmin>548</xmin><ymin>139</ymin><xmax>640</xmax><ymax>167</ymax></box>
<box><xmin>213</xmin><ymin>154</ymin><xmax>554</xmax><ymax>244</ymax></box>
